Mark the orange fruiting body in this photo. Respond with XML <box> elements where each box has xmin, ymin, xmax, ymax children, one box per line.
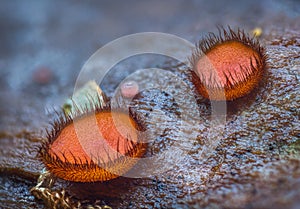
<box><xmin>39</xmin><ymin>106</ymin><xmax>146</xmax><ymax>182</ymax></box>
<box><xmin>191</xmin><ymin>27</ymin><xmax>267</xmax><ymax>101</ymax></box>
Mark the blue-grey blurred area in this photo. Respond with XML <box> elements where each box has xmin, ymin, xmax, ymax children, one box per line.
<box><xmin>0</xmin><ymin>0</ymin><xmax>299</xmax><ymax>94</ymax></box>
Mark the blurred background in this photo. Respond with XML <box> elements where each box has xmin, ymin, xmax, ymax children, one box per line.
<box><xmin>0</xmin><ymin>0</ymin><xmax>299</xmax><ymax>97</ymax></box>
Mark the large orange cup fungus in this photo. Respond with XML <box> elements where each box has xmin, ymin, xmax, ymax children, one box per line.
<box><xmin>39</xmin><ymin>107</ymin><xmax>146</xmax><ymax>182</ymax></box>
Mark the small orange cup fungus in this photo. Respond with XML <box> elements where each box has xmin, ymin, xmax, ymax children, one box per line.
<box><xmin>190</xmin><ymin>27</ymin><xmax>267</xmax><ymax>101</ymax></box>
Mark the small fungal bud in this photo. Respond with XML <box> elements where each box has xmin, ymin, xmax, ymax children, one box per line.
<box><xmin>252</xmin><ymin>27</ymin><xmax>263</xmax><ymax>38</ymax></box>
<box><xmin>190</xmin><ymin>27</ymin><xmax>267</xmax><ymax>101</ymax></box>
<box><xmin>120</xmin><ymin>81</ymin><xmax>139</xmax><ymax>98</ymax></box>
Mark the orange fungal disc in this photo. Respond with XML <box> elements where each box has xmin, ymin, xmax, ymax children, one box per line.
<box><xmin>39</xmin><ymin>105</ymin><xmax>146</xmax><ymax>182</ymax></box>
<box><xmin>190</xmin><ymin>27</ymin><xmax>267</xmax><ymax>101</ymax></box>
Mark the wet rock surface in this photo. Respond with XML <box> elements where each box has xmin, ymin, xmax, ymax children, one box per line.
<box><xmin>0</xmin><ymin>0</ymin><xmax>299</xmax><ymax>208</ymax></box>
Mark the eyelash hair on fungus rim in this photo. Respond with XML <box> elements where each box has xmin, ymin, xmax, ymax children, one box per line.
<box><xmin>190</xmin><ymin>26</ymin><xmax>267</xmax><ymax>101</ymax></box>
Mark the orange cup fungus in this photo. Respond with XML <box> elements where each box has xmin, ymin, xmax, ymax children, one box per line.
<box><xmin>39</xmin><ymin>105</ymin><xmax>146</xmax><ymax>182</ymax></box>
<box><xmin>190</xmin><ymin>27</ymin><xmax>267</xmax><ymax>101</ymax></box>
